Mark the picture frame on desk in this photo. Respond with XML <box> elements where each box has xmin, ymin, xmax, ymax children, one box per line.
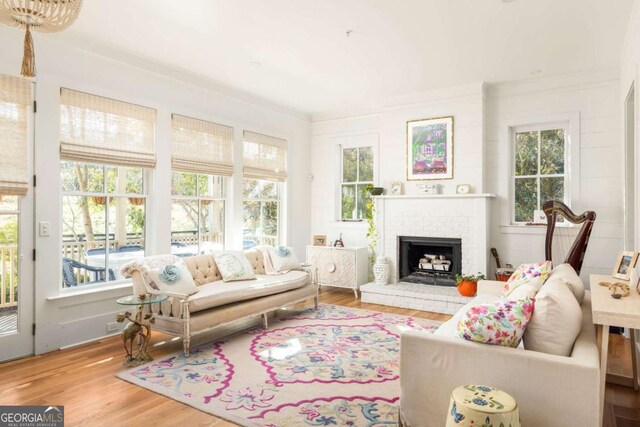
<box><xmin>612</xmin><ymin>250</ymin><xmax>638</xmax><ymax>281</ymax></box>
<box><xmin>312</xmin><ymin>234</ymin><xmax>328</xmax><ymax>247</ymax></box>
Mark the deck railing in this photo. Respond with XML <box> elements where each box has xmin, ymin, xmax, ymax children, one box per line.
<box><xmin>0</xmin><ymin>245</ymin><xmax>18</xmax><ymax>310</ymax></box>
<box><xmin>60</xmin><ymin>232</ymin><xmax>277</xmax><ymax>287</ymax></box>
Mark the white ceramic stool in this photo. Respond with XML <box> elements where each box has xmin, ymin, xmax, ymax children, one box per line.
<box><xmin>446</xmin><ymin>385</ymin><xmax>520</xmax><ymax>427</ymax></box>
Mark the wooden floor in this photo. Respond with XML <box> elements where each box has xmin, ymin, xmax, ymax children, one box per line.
<box><xmin>0</xmin><ymin>287</ymin><xmax>637</xmax><ymax>426</ymax></box>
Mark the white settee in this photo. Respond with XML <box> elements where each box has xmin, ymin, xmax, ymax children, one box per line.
<box><xmin>399</xmin><ymin>276</ymin><xmax>600</xmax><ymax>427</ymax></box>
<box><xmin>122</xmin><ymin>249</ymin><xmax>318</xmax><ymax>357</ymax></box>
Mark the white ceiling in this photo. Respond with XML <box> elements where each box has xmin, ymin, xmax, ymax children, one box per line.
<box><xmin>60</xmin><ymin>0</ymin><xmax>634</xmax><ymax>116</ymax></box>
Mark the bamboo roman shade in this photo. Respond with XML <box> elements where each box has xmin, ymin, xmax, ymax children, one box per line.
<box><xmin>171</xmin><ymin>114</ymin><xmax>234</xmax><ymax>176</ymax></box>
<box><xmin>60</xmin><ymin>88</ymin><xmax>157</xmax><ymax>168</ymax></box>
<box><xmin>243</xmin><ymin>130</ymin><xmax>287</xmax><ymax>181</ymax></box>
<box><xmin>0</xmin><ymin>74</ymin><xmax>31</xmax><ymax>196</ymax></box>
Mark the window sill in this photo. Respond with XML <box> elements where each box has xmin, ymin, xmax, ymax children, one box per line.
<box><xmin>47</xmin><ymin>281</ymin><xmax>133</xmax><ymax>303</ymax></box>
<box><xmin>500</xmin><ymin>224</ymin><xmax>578</xmax><ymax>235</ymax></box>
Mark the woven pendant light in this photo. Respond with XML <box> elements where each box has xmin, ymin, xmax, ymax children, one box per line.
<box><xmin>0</xmin><ymin>0</ymin><xmax>83</xmax><ymax>77</ymax></box>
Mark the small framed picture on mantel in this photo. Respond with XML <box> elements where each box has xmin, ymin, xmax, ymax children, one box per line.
<box><xmin>406</xmin><ymin>116</ymin><xmax>454</xmax><ymax>181</ymax></box>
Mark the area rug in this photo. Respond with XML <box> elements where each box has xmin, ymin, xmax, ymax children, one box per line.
<box><xmin>116</xmin><ymin>304</ymin><xmax>441</xmax><ymax>426</ymax></box>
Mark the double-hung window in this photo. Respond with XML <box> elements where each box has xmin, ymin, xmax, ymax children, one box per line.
<box><xmin>512</xmin><ymin>124</ymin><xmax>568</xmax><ymax>224</ymax></box>
<box><xmin>60</xmin><ymin>88</ymin><xmax>156</xmax><ymax>288</ymax></box>
<box><xmin>242</xmin><ymin>131</ymin><xmax>286</xmax><ymax>247</ymax></box>
<box><xmin>340</xmin><ymin>146</ymin><xmax>373</xmax><ymax>221</ymax></box>
<box><xmin>170</xmin><ymin>115</ymin><xmax>233</xmax><ymax>254</ymax></box>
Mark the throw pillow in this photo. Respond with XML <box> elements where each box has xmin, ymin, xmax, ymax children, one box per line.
<box><xmin>500</xmin><ymin>261</ymin><xmax>552</xmax><ymax>298</ymax></box>
<box><xmin>506</xmin><ymin>283</ymin><xmax>538</xmax><ymax>300</ymax></box>
<box><xmin>268</xmin><ymin>245</ymin><xmax>302</xmax><ymax>272</ymax></box>
<box><xmin>523</xmin><ymin>275</ymin><xmax>582</xmax><ymax>356</ymax></box>
<box><xmin>212</xmin><ymin>251</ymin><xmax>257</xmax><ymax>282</ymax></box>
<box><xmin>145</xmin><ymin>262</ymin><xmax>198</xmax><ymax>295</ymax></box>
<box><xmin>547</xmin><ymin>263</ymin><xmax>585</xmax><ymax>304</ymax></box>
<box><xmin>457</xmin><ymin>298</ymin><xmax>535</xmax><ymax>348</ymax></box>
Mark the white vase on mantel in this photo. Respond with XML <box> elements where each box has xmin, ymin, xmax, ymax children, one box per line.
<box><xmin>373</xmin><ymin>256</ymin><xmax>390</xmax><ymax>285</ymax></box>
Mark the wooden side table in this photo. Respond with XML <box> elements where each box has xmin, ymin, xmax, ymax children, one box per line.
<box><xmin>590</xmin><ymin>274</ymin><xmax>640</xmax><ymax>426</ymax></box>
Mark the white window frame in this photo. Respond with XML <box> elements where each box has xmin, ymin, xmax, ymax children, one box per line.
<box><xmin>60</xmin><ymin>162</ymin><xmax>149</xmax><ymax>290</ymax></box>
<box><xmin>508</xmin><ymin>115</ymin><xmax>580</xmax><ymax>226</ymax></box>
<box><xmin>339</xmin><ymin>145</ymin><xmax>374</xmax><ymax>222</ymax></box>
<box><xmin>334</xmin><ymin>133</ymin><xmax>379</xmax><ymax>223</ymax></box>
<box><xmin>171</xmin><ymin>173</ymin><xmax>226</xmax><ymax>254</ymax></box>
<box><xmin>242</xmin><ymin>178</ymin><xmax>282</xmax><ymax>246</ymax></box>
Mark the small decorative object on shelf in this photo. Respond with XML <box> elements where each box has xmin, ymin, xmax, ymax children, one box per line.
<box><xmin>312</xmin><ymin>234</ymin><xmax>328</xmax><ymax>247</ymax></box>
<box><xmin>455</xmin><ymin>273</ymin><xmax>486</xmax><ymax>297</ymax></box>
<box><xmin>370</xmin><ymin>186</ymin><xmax>384</xmax><ymax>196</ymax></box>
<box><xmin>418</xmin><ymin>183</ymin><xmax>440</xmax><ymax>194</ymax></box>
<box><xmin>599</xmin><ymin>281</ymin><xmax>631</xmax><ymax>299</ymax></box>
<box><xmin>612</xmin><ymin>250</ymin><xmax>639</xmax><ymax>281</ymax></box>
<box><xmin>456</xmin><ymin>184</ymin><xmax>471</xmax><ymax>194</ymax></box>
<box><xmin>333</xmin><ymin>233</ymin><xmax>345</xmax><ymax>247</ymax></box>
<box><xmin>373</xmin><ymin>256</ymin><xmax>390</xmax><ymax>285</ymax></box>
<box><xmin>390</xmin><ymin>181</ymin><xmax>403</xmax><ymax>195</ymax></box>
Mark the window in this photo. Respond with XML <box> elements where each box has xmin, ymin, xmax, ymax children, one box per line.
<box><xmin>242</xmin><ymin>131</ymin><xmax>287</xmax><ymax>248</ymax></box>
<box><xmin>340</xmin><ymin>146</ymin><xmax>374</xmax><ymax>220</ymax></box>
<box><xmin>512</xmin><ymin>125</ymin><xmax>568</xmax><ymax>223</ymax></box>
<box><xmin>170</xmin><ymin>114</ymin><xmax>233</xmax><ymax>254</ymax></box>
<box><xmin>60</xmin><ymin>88</ymin><xmax>156</xmax><ymax>288</ymax></box>
<box><xmin>171</xmin><ymin>172</ymin><xmax>225</xmax><ymax>255</ymax></box>
<box><xmin>61</xmin><ymin>161</ymin><xmax>147</xmax><ymax>287</ymax></box>
<box><xmin>243</xmin><ymin>179</ymin><xmax>280</xmax><ymax>248</ymax></box>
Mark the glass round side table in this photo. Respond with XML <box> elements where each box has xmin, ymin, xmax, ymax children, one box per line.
<box><xmin>116</xmin><ymin>294</ymin><xmax>168</xmax><ymax>367</ymax></box>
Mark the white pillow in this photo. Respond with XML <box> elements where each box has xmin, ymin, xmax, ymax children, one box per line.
<box><xmin>145</xmin><ymin>262</ymin><xmax>198</xmax><ymax>295</ymax></box>
<box><xmin>548</xmin><ymin>263</ymin><xmax>585</xmax><ymax>304</ymax></box>
<box><xmin>268</xmin><ymin>246</ymin><xmax>302</xmax><ymax>272</ymax></box>
<box><xmin>523</xmin><ymin>277</ymin><xmax>582</xmax><ymax>356</ymax></box>
<box><xmin>212</xmin><ymin>251</ymin><xmax>257</xmax><ymax>282</ymax></box>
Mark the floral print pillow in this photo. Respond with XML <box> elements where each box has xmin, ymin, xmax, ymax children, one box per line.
<box><xmin>213</xmin><ymin>251</ymin><xmax>257</xmax><ymax>282</ymax></box>
<box><xmin>500</xmin><ymin>261</ymin><xmax>552</xmax><ymax>298</ymax></box>
<box><xmin>457</xmin><ymin>298</ymin><xmax>535</xmax><ymax>348</ymax></box>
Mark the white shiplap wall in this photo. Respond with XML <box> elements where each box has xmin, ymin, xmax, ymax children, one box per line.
<box><xmin>485</xmin><ymin>69</ymin><xmax>623</xmax><ymax>282</ymax></box>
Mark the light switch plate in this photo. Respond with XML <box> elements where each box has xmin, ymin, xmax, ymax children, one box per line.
<box><xmin>39</xmin><ymin>221</ymin><xmax>50</xmax><ymax>237</ymax></box>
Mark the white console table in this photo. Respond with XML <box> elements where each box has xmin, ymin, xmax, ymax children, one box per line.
<box><xmin>306</xmin><ymin>246</ymin><xmax>369</xmax><ymax>298</ymax></box>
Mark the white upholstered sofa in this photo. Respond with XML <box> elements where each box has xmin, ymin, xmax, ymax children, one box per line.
<box><xmin>122</xmin><ymin>249</ymin><xmax>318</xmax><ymax>356</ymax></box>
<box><xmin>399</xmin><ymin>275</ymin><xmax>600</xmax><ymax>426</ymax></box>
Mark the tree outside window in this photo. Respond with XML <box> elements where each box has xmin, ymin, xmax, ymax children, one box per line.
<box><xmin>341</xmin><ymin>146</ymin><xmax>374</xmax><ymax>220</ymax></box>
<box><xmin>171</xmin><ymin>172</ymin><xmax>225</xmax><ymax>255</ymax></box>
<box><xmin>513</xmin><ymin>127</ymin><xmax>567</xmax><ymax>223</ymax></box>
<box><xmin>243</xmin><ymin>179</ymin><xmax>280</xmax><ymax>248</ymax></box>
<box><xmin>61</xmin><ymin>161</ymin><xmax>147</xmax><ymax>287</ymax></box>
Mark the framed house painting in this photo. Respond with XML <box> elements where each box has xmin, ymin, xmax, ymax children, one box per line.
<box><xmin>406</xmin><ymin>116</ymin><xmax>454</xmax><ymax>180</ymax></box>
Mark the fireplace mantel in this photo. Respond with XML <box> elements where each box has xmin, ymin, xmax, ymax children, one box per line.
<box><xmin>373</xmin><ymin>193</ymin><xmax>495</xmax><ymax>200</ymax></box>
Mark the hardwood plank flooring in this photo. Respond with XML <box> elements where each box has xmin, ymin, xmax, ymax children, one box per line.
<box><xmin>0</xmin><ymin>287</ymin><xmax>636</xmax><ymax>426</ymax></box>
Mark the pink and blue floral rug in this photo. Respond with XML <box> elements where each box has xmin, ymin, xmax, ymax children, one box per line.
<box><xmin>116</xmin><ymin>304</ymin><xmax>441</xmax><ymax>426</ymax></box>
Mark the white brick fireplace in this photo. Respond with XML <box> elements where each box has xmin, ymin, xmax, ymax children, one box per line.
<box><xmin>360</xmin><ymin>193</ymin><xmax>495</xmax><ymax>314</ymax></box>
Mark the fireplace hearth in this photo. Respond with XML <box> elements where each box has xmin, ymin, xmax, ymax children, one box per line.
<box><xmin>398</xmin><ymin>236</ymin><xmax>462</xmax><ymax>286</ymax></box>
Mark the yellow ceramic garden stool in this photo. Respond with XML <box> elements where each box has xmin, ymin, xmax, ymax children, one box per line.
<box><xmin>446</xmin><ymin>385</ymin><xmax>520</xmax><ymax>427</ymax></box>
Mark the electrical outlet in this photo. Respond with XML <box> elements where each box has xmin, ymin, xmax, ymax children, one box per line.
<box><xmin>106</xmin><ymin>322</ymin><xmax>119</xmax><ymax>333</ymax></box>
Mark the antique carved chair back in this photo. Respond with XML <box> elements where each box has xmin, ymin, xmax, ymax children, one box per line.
<box><xmin>543</xmin><ymin>200</ymin><xmax>596</xmax><ymax>275</ymax></box>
